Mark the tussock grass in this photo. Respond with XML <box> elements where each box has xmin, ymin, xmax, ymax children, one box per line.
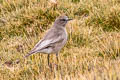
<box><xmin>93</xmin><ymin>32</ymin><xmax>120</xmax><ymax>59</ymax></box>
<box><xmin>0</xmin><ymin>0</ymin><xmax>120</xmax><ymax>80</ymax></box>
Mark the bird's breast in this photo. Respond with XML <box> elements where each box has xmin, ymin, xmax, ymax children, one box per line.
<box><xmin>60</xmin><ymin>28</ymin><xmax>68</xmax><ymax>46</ymax></box>
<box><xmin>63</xmin><ymin>28</ymin><xmax>68</xmax><ymax>40</ymax></box>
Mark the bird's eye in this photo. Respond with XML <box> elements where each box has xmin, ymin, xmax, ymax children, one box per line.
<box><xmin>60</xmin><ymin>19</ymin><xmax>66</xmax><ymax>21</ymax></box>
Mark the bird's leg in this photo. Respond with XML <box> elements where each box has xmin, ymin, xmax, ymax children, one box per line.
<box><xmin>56</xmin><ymin>53</ymin><xmax>59</xmax><ymax>63</ymax></box>
<box><xmin>48</xmin><ymin>54</ymin><xmax>53</xmax><ymax>71</ymax></box>
<box><xmin>48</xmin><ymin>54</ymin><xmax>50</xmax><ymax>66</ymax></box>
<box><xmin>55</xmin><ymin>53</ymin><xmax>59</xmax><ymax>70</ymax></box>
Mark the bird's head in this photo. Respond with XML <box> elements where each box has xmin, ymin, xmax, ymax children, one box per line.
<box><xmin>54</xmin><ymin>15</ymin><xmax>72</xmax><ymax>27</ymax></box>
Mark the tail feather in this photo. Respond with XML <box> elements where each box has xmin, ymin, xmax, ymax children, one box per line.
<box><xmin>24</xmin><ymin>50</ymin><xmax>36</xmax><ymax>58</ymax></box>
<box><xmin>14</xmin><ymin>51</ymin><xmax>36</xmax><ymax>64</ymax></box>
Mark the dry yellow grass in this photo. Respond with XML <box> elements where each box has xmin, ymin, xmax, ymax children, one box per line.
<box><xmin>0</xmin><ymin>0</ymin><xmax>120</xmax><ymax>80</ymax></box>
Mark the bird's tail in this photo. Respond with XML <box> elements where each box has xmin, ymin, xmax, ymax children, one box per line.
<box><xmin>24</xmin><ymin>50</ymin><xmax>36</xmax><ymax>59</ymax></box>
<box><xmin>23</xmin><ymin>50</ymin><xmax>36</xmax><ymax>58</ymax></box>
<box><xmin>15</xmin><ymin>50</ymin><xmax>36</xmax><ymax>64</ymax></box>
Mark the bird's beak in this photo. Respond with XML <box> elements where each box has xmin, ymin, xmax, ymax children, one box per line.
<box><xmin>67</xmin><ymin>18</ymin><xmax>73</xmax><ymax>21</ymax></box>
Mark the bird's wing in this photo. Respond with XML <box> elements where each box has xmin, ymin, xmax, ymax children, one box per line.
<box><xmin>24</xmin><ymin>35</ymin><xmax>64</xmax><ymax>58</ymax></box>
<box><xmin>29</xmin><ymin>34</ymin><xmax>64</xmax><ymax>53</ymax></box>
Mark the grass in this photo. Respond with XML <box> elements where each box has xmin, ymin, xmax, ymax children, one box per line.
<box><xmin>0</xmin><ymin>0</ymin><xmax>120</xmax><ymax>80</ymax></box>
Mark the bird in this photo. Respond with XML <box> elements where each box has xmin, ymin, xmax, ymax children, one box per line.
<box><xmin>16</xmin><ymin>15</ymin><xmax>73</xmax><ymax>66</ymax></box>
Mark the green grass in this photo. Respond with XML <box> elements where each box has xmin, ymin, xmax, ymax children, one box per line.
<box><xmin>0</xmin><ymin>0</ymin><xmax>120</xmax><ymax>80</ymax></box>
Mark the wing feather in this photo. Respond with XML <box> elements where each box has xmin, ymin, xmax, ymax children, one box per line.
<box><xmin>30</xmin><ymin>33</ymin><xmax>63</xmax><ymax>53</ymax></box>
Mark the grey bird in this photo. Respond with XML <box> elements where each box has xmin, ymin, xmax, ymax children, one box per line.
<box><xmin>17</xmin><ymin>15</ymin><xmax>72</xmax><ymax>66</ymax></box>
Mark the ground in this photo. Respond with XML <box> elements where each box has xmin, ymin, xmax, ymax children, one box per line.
<box><xmin>0</xmin><ymin>0</ymin><xmax>120</xmax><ymax>80</ymax></box>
